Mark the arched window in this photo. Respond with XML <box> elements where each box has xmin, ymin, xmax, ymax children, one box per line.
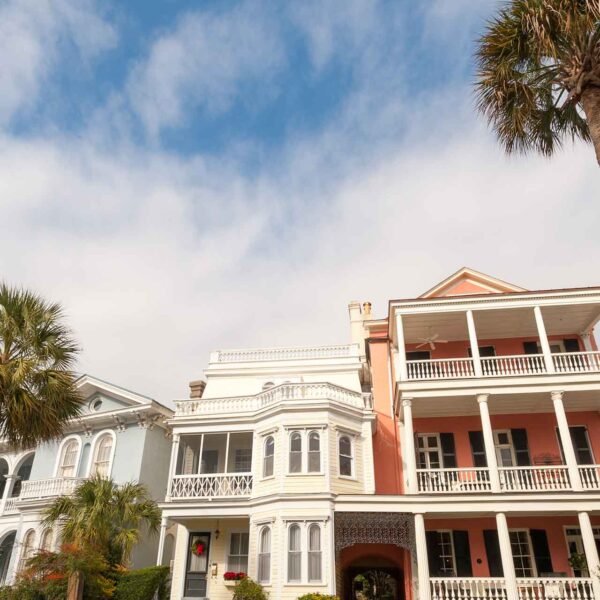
<box><xmin>19</xmin><ymin>529</ymin><xmax>36</xmax><ymax>572</ymax></box>
<box><xmin>308</xmin><ymin>431</ymin><xmax>320</xmax><ymax>473</ymax></box>
<box><xmin>308</xmin><ymin>523</ymin><xmax>322</xmax><ymax>582</ymax></box>
<box><xmin>262</xmin><ymin>382</ymin><xmax>275</xmax><ymax>391</ymax></box>
<box><xmin>257</xmin><ymin>526</ymin><xmax>271</xmax><ymax>583</ymax></box>
<box><xmin>263</xmin><ymin>436</ymin><xmax>274</xmax><ymax>478</ymax></box>
<box><xmin>40</xmin><ymin>529</ymin><xmax>53</xmax><ymax>552</ymax></box>
<box><xmin>287</xmin><ymin>524</ymin><xmax>301</xmax><ymax>582</ymax></box>
<box><xmin>91</xmin><ymin>433</ymin><xmax>114</xmax><ymax>477</ymax></box>
<box><xmin>58</xmin><ymin>439</ymin><xmax>79</xmax><ymax>478</ymax></box>
<box><xmin>289</xmin><ymin>432</ymin><xmax>302</xmax><ymax>473</ymax></box>
<box><xmin>339</xmin><ymin>435</ymin><xmax>353</xmax><ymax>477</ymax></box>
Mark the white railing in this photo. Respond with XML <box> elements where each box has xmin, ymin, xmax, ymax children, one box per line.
<box><xmin>417</xmin><ymin>468</ymin><xmax>491</xmax><ymax>493</ymax></box>
<box><xmin>554</xmin><ymin>352</ymin><xmax>600</xmax><ymax>374</ymax></box>
<box><xmin>407</xmin><ymin>358</ymin><xmax>475</xmax><ymax>380</ymax></box>
<box><xmin>481</xmin><ymin>354</ymin><xmax>546</xmax><ymax>376</ymax></box>
<box><xmin>517</xmin><ymin>577</ymin><xmax>595</xmax><ymax>599</ymax></box>
<box><xmin>20</xmin><ymin>477</ymin><xmax>84</xmax><ymax>500</ymax></box>
<box><xmin>3</xmin><ymin>498</ymin><xmax>18</xmax><ymax>514</ymax></box>
<box><xmin>579</xmin><ymin>465</ymin><xmax>600</xmax><ymax>490</ymax></box>
<box><xmin>431</xmin><ymin>578</ymin><xmax>508</xmax><ymax>599</ymax></box>
<box><xmin>499</xmin><ymin>466</ymin><xmax>571</xmax><ymax>491</ymax></box>
<box><xmin>175</xmin><ymin>382</ymin><xmax>369</xmax><ymax>416</ymax></box>
<box><xmin>212</xmin><ymin>344</ymin><xmax>358</xmax><ymax>363</ymax></box>
<box><xmin>169</xmin><ymin>473</ymin><xmax>253</xmax><ymax>499</ymax></box>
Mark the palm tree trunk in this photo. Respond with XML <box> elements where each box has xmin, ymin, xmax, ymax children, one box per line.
<box><xmin>581</xmin><ymin>86</ymin><xmax>600</xmax><ymax>166</ymax></box>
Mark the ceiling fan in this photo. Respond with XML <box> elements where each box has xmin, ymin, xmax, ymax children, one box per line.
<box><xmin>415</xmin><ymin>331</ymin><xmax>448</xmax><ymax>350</ymax></box>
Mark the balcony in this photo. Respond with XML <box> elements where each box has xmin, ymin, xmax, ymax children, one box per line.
<box><xmin>19</xmin><ymin>477</ymin><xmax>85</xmax><ymax>500</ymax></box>
<box><xmin>169</xmin><ymin>473</ymin><xmax>253</xmax><ymax>499</ymax></box>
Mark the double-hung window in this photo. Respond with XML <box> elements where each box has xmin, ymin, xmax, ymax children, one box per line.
<box><xmin>263</xmin><ymin>436</ymin><xmax>274</xmax><ymax>478</ymax></box>
<box><xmin>227</xmin><ymin>532</ymin><xmax>249</xmax><ymax>573</ymax></box>
<box><xmin>287</xmin><ymin>524</ymin><xmax>302</xmax><ymax>582</ymax></box>
<box><xmin>287</xmin><ymin>522</ymin><xmax>323</xmax><ymax>584</ymax></box>
<box><xmin>308</xmin><ymin>524</ymin><xmax>322</xmax><ymax>582</ymax></box>
<box><xmin>58</xmin><ymin>439</ymin><xmax>79</xmax><ymax>478</ymax></box>
<box><xmin>338</xmin><ymin>435</ymin><xmax>354</xmax><ymax>477</ymax></box>
<box><xmin>510</xmin><ymin>530</ymin><xmax>535</xmax><ymax>577</ymax></box>
<box><xmin>417</xmin><ymin>434</ymin><xmax>442</xmax><ymax>469</ymax></box>
<box><xmin>288</xmin><ymin>430</ymin><xmax>322</xmax><ymax>474</ymax></box>
<box><xmin>257</xmin><ymin>527</ymin><xmax>271</xmax><ymax>583</ymax></box>
<box><xmin>289</xmin><ymin>433</ymin><xmax>303</xmax><ymax>473</ymax></box>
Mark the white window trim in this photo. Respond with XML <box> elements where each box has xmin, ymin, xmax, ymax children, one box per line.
<box><xmin>53</xmin><ymin>435</ymin><xmax>82</xmax><ymax>478</ymax></box>
<box><xmin>307</xmin><ymin>522</ymin><xmax>323</xmax><ymax>584</ymax></box>
<box><xmin>430</xmin><ymin>529</ymin><xmax>457</xmax><ymax>577</ymax></box>
<box><xmin>307</xmin><ymin>430</ymin><xmax>322</xmax><ymax>474</ymax></box>
<box><xmin>226</xmin><ymin>530</ymin><xmax>249</xmax><ymax>573</ymax></box>
<box><xmin>284</xmin><ymin>520</ymin><xmax>327</xmax><ymax>585</ymax></box>
<box><xmin>337</xmin><ymin>432</ymin><xmax>356</xmax><ymax>480</ymax></box>
<box><xmin>509</xmin><ymin>529</ymin><xmax>537</xmax><ymax>578</ymax></box>
<box><xmin>257</xmin><ymin>525</ymin><xmax>272</xmax><ymax>585</ymax></box>
<box><xmin>563</xmin><ymin>526</ymin><xmax>600</xmax><ymax>577</ymax></box>
<box><xmin>262</xmin><ymin>435</ymin><xmax>275</xmax><ymax>480</ymax></box>
<box><xmin>39</xmin><ymin>528</ymin><xmax>54</xmax><ymax>552</ymax></box>
<box><xmin>86</xmin><ymin>429</ymin><xmax>117</xmax><ymax>478</ymax></box>
<box><xmin>493</xmin><ymin>429</ymin><xmax>517</xmax><ymax>467</ymax></box>
<box><xmin>416</xmin><ymin>433</ymin><xmax>442</xmax><ymax>470</ymax></box>
<box><xmin>286</xmin><ymin>429</ymin><xmax>325</xmax><ymax>476</ymax></box>
<box><xmin>288</xmin><ymin>431</ymin><xmax>304</xmax><ymax>475</ymax></box>
<box><xmin>286</xmin><ymin>522</ymin><xmax>303</xmax><ymax>583</ymax></box>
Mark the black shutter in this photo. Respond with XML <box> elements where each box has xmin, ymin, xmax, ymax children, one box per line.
<box><xmin>483</xmin><ymin>530</ymin><xmax>503</xmax><ymax>577</ymax></box>
<box><xmin>564</xmin><ymin>339</ymin><xmax>580</xmax><ymax>352</ymax></box>
<box><xmin>426</xmin><ymin>531</ymin><xmax>443</xmax><ymax>576</ymax></box>
<box><xmin>530</xmin><ymin>530</ymin><xmax>553</xmax><ymax>575</ymax></box>
<box><xmin>523</xmin><ymin>341</ymin><xmax>539</xmax><ymax>354</ymax></box>
<box><xmin>570</xmin><ymin>426</ymin><xmax>594</xmax><ymax>465</ymax></box>
<box><xmin>511</xmin><ymin>429</ymin><xmax>531</xmax><ymax>466</ymax></box>
<box><xmin>440</xmin><ymin>433</ymin><xmax>457</xmax><ymax>469</ymax></box>
<box><xmin>469</xmin><ymin>431</ymin><xmax>487</xmax><ymax>467</ymax></box>
<box><xmin>453</xmin><ymin>531</ymin><xmax>473</xmax><ymax>576</ymax></box>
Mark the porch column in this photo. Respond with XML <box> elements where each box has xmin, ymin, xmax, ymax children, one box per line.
<box><xmin>414</xmin><ymin>514</ymin><xmax>432</xmax><ymax>600</ymax></box>
<box><xmin>156</xmin><ymin>516</ymin><xmax>168</xmax><ymax>566</ymax></box>
<box><xmin>402</xmin><ymin>398</ymin><xmax>418</xmax><ymax>494</ymax></box>
<box><xmin>577</xmin><ymin>511</ymin><xmax>600</xmax><ymax>598</ymax></box>
<box><xmin>466</xmin><ymin>310</ymin><xmax>483</xmax><ymax>377</ymax></box>
<box><xmin>477</xmin><ymin>394</ymin><xmax>501</xmax><ymax>493</ymax></box>
<box><xmin>551</xmin><ymin>391</ymin><xmax>582</xmax><ymax>491</ymax></box>
<box><xmin>580</xmin><ymin>331</ymin><xmax>594</xmax><ymax>351</ymax></box>
<box><xmin>395</xmin><ymin>311</ymin><xmax>408</xmax><ymax>381</ymax></box>
<box><xmin>496</xmin><ymin>513</ymin><xmax>518</xmax><ymax>600</ymax></box>
<box><xmin>165</xmin><ymin>433</ymin><xmax>180</xmax><ymax>501</ymax></box>
<box><xmin>533</xmin><ymin>306</ymin><xmax>555</xmax><ymax>373</ymax></box>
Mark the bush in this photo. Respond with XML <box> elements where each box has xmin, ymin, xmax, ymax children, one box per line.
<box><xmin>0</xmin><ymin>582</ymin><xmax>44</xmax><ymax>600</ymax></box>
<box><xmin>232</xmin><ymin>577</ymin><xmax>269</xmax><ymax>600</ymax></box>
<box><xmin>114</xmin><ymin>566</ymin><xmax>170</xmax><ymax>600</ymax></box>
<box><xmin>297</xmin><ymin>595</ymin><xmax>340</xmax><ymax>600</ymax></box>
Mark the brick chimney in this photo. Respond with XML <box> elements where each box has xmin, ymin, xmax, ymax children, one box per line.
<box><xmin>189</xmin><ymin>380</ymin><xmax>206</xmax><ymax>399</ymax></box>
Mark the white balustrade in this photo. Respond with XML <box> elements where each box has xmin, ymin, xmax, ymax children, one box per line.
<box><xmin>407</xmin><ymin>358</ymin><xmax>475</xmax><ymax>380</ymax></box>
<box><xmin>498</xmin><ymin>466</ymin><xmax>571</xmax><ymax>491</ymax></box>
<box><xmin>553</xmin><ymin>352</ymin><xmax>600</xmax><ymax>374</ymax></box>
<box><xmin>430</xmin><ymin>578</ymin><xmax>508</xmax><ymax>599</ymax></box>
<box><xmin>579</xmin><ymin>465</ymin><xmax>600</xmax><ymax>490</ymax></box>
<box><xmin>517</xmin><ymin>578</ymin><xmax>595</xmax><ymax>600</ymax></box>
<box><xmin>3</xmin><ymin>498</ymin><xmax>18</xmax><ymax>514</ymax></box>
<box><xmin>213</xmin><ymin>344</ymin><xmax>357</xmax><ymax>363</ymax></box>
<box><xmin>481</xmin><ymin>354</ymin><xmax>546</xmax><ymax>376</ymax></box>
<box><xmin>20</xmin><ymin>477</ymin><xmax>84</xmax><ymax>500</ymax></box>
<box><xmin>170</xmin><ymin>473</ymin><xmax>253</xmax><ymax>499</ymax></box>
<box><xmin>175</xmin><ymin>382</ymin><xmax>369</xmax><ymax>416</ymax></box>
<box><xmin>417</xmin><ymin>468</ymin><xmax>491</xmax><ymax>493</ymax></box>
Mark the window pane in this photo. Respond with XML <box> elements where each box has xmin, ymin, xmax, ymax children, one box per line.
<box><xmin>289</xmin><ymin>525</ymin><xmax>301</xmax><ymax>551</ymax></box>
<box><xmin>290</xmin><ymin>451</ymin><xmax>302</xmax><ymax>473</ymax></box>
<box><xmin>309</xmin><ymin>525</ymin><xmax>320</xmax><ymax>551</ymax></box>
<box><xmin>340</xmin><ymin>455</ymin><xmax>352</xmax><ymax>476</ymax></box>
<box><xmin>290</xmin><ymin>433</ymin><xmax>302</xmax><ymax>452</ymax></box>
<box><xmin>339</xmin><ymin>436</ymin><xmax>351</xmax><ymax>456</ymax></box>
<box><xmin>309</xmin><ymin>433</ymin><xmax>320</xmax><ymax>451</ymax></box>
<box><xmin>263</xmin><ymin>455</ymin><xmax>274</xmax><ymax>477</ymax></box>
<box><xmin>288</xmin><ymin>524</ymin><xmax>301</xmax><ymax>581</ymax></box>
<box><xmin>308</xmin><ymin>451</ymin><xmax>320</xmax><ymax>472</ymax></box>
<box><xmin>308</xmin><ymin>551</ymin><xmax>322</xmax><ymax>582</ymax></box>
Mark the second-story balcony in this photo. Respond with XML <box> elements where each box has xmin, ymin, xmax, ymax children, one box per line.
<box><xmin>19</xmin><ymin>477</ymin><xmax>86</xmax><ymax>500</ymax></box>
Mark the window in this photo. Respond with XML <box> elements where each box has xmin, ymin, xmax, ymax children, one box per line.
<box><xmin>308</xmin><ymin>432</ymin><xmax>321</xmax><ymax>473</ymax></box>
<box><xmin>262</xmin><ymin>382</ymin><xmax>275</xmax><ymax>391</ymax></box>
<box><xmin>227</xmin><ymin>532</ymin><xmax>249</xmax><ymax>573</ymax></box>
<box><xmin>493</xmin><ymin>431</ymin><xmax>516</xmax><ymax>467</ymax></box>
<box><xmin>287</xmin><ymin>524</ymin><xmax>302</xmax><ymax>582</ymax></box>
<box><xmin>58</xmin><ymin>439</ymin><xmax>79</xmax><ymax>477</ymax></box>
<box><xmin>91</xmin><ymin>433</ymin><xmax>113</xmax><ymax>477</ymax></box>
<box><xmin>289</xmin><ymin>433</ymin><xmax>302</xmax><ymax>473</ymax></box>
<box><xmin>234</xmin><ymin>449</ymin><xmax>252</xmax><ymax>473</ymax></box>
<box><xmin>263</xmin><ymin>436</ymin><xmax>274</xmax><ymax>478</ymax></box>
<box><xmin>19</xmin><ymin>530</ymin><xmax>36</xmax><ymax>572</ymax></box>
<box><xmin>257</xmin><ymin>527</ymin><xmax>271</xmax><ymax>583</ymax></box>
<box><xmin>40</xmin><ymin>529</ymin><xmax>53</xmax><ymax>552</ymax></box>
<box><xmin>436</xmin><ymin>531</ymin><xmax>456</xmax><ymax>576</ymax></box>
<box><xmin>91</xmin><ymin>398</ymin><xmax>103</xmax><ymax>412</ymax></box>
<box><xmin>417</xmin><ymin>434</ymin><xmax>442</xmax><ymax>469</ymax></box>
<box><xmin>308</xmin><ymin>524</ymin><xmax>322</xmax><ymax>582</ymax></box>
<box><xmin>565</xmin><ymin>528</ymin><xmax>600</xmax><ymax>577</ymax></box>
<box><xmin>339</xmin><ymin>435</ymin><xmax>353</xmax><ymax>477</ymax></box>
<box><xmin>510</xmin><ymin>530</ymin><xmax>535</xmax><ymax>577</ymax></box>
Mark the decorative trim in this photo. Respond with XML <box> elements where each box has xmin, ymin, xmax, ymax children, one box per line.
<box><xmin>281</xmin><ymin>516</ymin><xmax>330</xmax><ymax>523</ymax></box>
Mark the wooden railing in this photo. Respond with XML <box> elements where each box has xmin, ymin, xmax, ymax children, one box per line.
<box><xmin>169</xmin><ymin>473</ymin><xmax>253</xmax><ymax>499</ymax></box>
<box><xmin>554</xmin><ymin>352</ymin><xmax>600</xmax><ymax>374</ymax></box>
<box><xmin>430</xmin><ymin>578</ymin><xmax>508</xmax><ymax>599</ymax></box>
<box><xmin>579</xmin><ymin>465</ymin><xmax>600</xmax><ymax>490</ymax></box>
<box><xmin>417</xmin><ymin>468</ymin><xmax>491</xmax><ymax>493</ymax></box>
<box><xmin>517</xmin><ymin>577</ymin><xmax>595</xmax><ymax>599</ymax></box>
<box><xmin>407</xmin><ymin>358</ymin><xmax>475</xmax><ymax>380</ymax></box>
<box><xmin>499</xmin><ymin>466</ymin><xmax>571</xmax><ymax>491</ymax></box>
<box><xmin>20</xmin><ymin>477</ymin><xmax>85</xmax><ymax>500</ymax></box>
<box><xmin>481</xmin><ymin>354</ymin><xmax>546</xmax><ymax>376</ymax></box>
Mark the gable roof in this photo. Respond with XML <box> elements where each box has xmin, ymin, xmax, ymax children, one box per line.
<box><xmin>419</xmin><ymin>267</ymin><xmax>526</xmax><ymax>299</ymax></box>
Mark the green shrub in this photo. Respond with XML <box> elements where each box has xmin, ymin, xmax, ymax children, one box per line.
<box><xmin>297</xmin><ymin>594</ymin><xmax>340</xmax><ymax>600</ymax></box>
<box><xmin>114</xmin><ymin>566</ymin><xmax>170</xmax><ymax>600</ymax></box>
<box><xmin>232</xmin><ymin>577</ymin><xmax>269</xmax><ymax>600</ymax></box>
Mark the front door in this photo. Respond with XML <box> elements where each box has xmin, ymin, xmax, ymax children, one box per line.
<box><xmin>184</xmin><ymin>532</ymin><xmax>211</xmax><ymax>597</ymax></box>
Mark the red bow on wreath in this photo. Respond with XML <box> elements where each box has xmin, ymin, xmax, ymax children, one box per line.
<box><xmin>191</xmin><ymin>542</ymin><xmax>205</xmax><ymax>556</ymax></box>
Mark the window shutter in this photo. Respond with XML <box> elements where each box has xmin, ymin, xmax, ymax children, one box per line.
<box><xmin>530</xmin><ymin>529</ymin><xmax>553</xmax><ymax>575</ymax></box>
<box><xmin>523</xmin><ymin>341</ymin><xmax>539</xmax><ymax>355</ymax></box>
<box><xmin>563</xmin><ymin>339</ymin><xmax>580</xmax><ymax>353</ymax></box>
<box><xmin>483</xmin><ymin>530</ymin><xmax>503</xmax><ymax>577</ymax></box>
<box><xmin>426</xmin><ymin>531</ymin><xmax>443</xmax><ymax>576</ymax></box>
<box><xmin>453</xmin><ymin>531</ymin><xmax>473</xmax><ymax>576</ymax></box>
<box><xmin>570</xmin><ymin>426</ymin><xmax>594</xmax><ymax>465</ymax></box>
<box><xmin>469</xmin><ymin>431</ymin><xmax>487</xmax><ymax>467</ymax></box>
<box><xmin>440</xmin><ymin>433</ymin><xmax>457</xmax><ymax>469</ymax></box>
<box><xmin>510</xmin><ymin>429</ymin><xmax>531</xmax><ymax>466</ymax></box>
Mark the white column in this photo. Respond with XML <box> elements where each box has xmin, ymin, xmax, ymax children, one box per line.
<box><xmin>165</xmin><ymin>433</ymin><xmax>180</xmax><ymax>501</ymax></box>
<box><xmin>580</xmin><ymin>331</ymin><xmax>594</xmax><ymax>351</ymax></box>
<box><xmin>395</xmin><ymin>311</ymin><xmax>408</xmax><ymax>381</ymax></box>
<box><xmin>478</xmin><ymin>394</ymin><xmax>501</xmax><ymax>493</ymax></box>
<box><xmin>578</xmin><ymin>511</ymin><xmax>600</xmax><ymax>598</ymax></box>
<box><xmin>402</xmin><ymin>398</ymin><xmax>418</xmax><ymax>494</ymax></box>
<box><xmin>552</xmin><ymin>391</ymin><xmax>582</xmax><ymax>491</ymax></box>
<box><xmin>466</xmin><ymin>310</ymin><xmax>483</xmax><ymax>377</ymax></box>
<box><xmin>414</xmin><ymin>514</ymin><xmax>432</xmax><ymax>600</ymax></box>
<box><xmin>156</xmin><ymin>516</ymin><xmax>168</xmax><ymax>565</ymax></box>
<box><xmin>224</xmin><ymin>432</ymin><xmax>231</xmax><ymax>473</ymax></box>
<box><xmin>534</xmin><ymin>306</ymin><xmax>555</xmax><ymax>373</ymax></box>
<box><xmin>496</xmin><ymin>513</ymin><xmax>518</xmax><ymax>600</ymax></box>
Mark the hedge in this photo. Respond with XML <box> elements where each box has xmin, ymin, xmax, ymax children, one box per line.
<box><xmin>113</xmin><ymin>566</ymin><xmax>170</xmax><ymax>600</ymax></box>
<box><xmin>297</xmin><ymin>594</ymin><xmax>340</xmax><ymax>600</ymax></box>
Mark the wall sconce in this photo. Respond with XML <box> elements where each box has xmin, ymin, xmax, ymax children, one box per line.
<box><xmin>215</xmin><ymin>520</ymin><xmax>220</xmax><ymax>540</ymax></box>
<box><xmin>211</xmin><ymin>562</ymin><xmax>218</xmax><ymax>577</ymax></box>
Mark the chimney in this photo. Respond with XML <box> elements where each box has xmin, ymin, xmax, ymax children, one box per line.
<box><xmin>189</xmin><ymin>380</ymin><xmax>206</xmax><ymax>399</ymax></box>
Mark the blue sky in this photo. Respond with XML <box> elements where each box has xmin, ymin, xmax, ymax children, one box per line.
<box><xmin>1</xmin><ymin>0</ymin><xmax>599</xmax><ymax>403</ymax></box>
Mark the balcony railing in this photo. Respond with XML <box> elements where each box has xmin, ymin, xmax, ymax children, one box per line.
<box><xmin>430</xmin><ymin>578</ymin><xmax>507</xmax><ymax>600</ymax></box>
<box><xmin>212</xmin><ymin>344</ymin><xmax>358</xmax><ymax>363</ymax></box>
<box><xmin>19</xmin><ymin>477</ymin><xmax>85</xmax><ymax>500</ymax></box>
<box><xmin>579</xmin><ymin>465</ymin><xmax>600</xmax><ymax>490</ymax></box>
<box><xmin>499</xmin><ymin>465</ymin><xmax>571</xmax><ymax>491</ymax></box>
<box><xmin>3</xmin><ymin>498</ymin><xmax>18</xmax><ymax>514</ymax></box>
<box><xmin>417</xmin><ymin>468</ymin><xmax>491</xmax><ymax>493</ymax></box>
<box><xmin>405</xmin><ymin>351</ymin><xmax>600</xmax><ymax>381</ymax></box>
<box><xmin>169</xmin><ymin>473</ymin><xmax>253</xmax><ymax>499</ymax></box>
<box><xmin>517</xmin><ymin>577</ymin><xmax>595</xmax><ymax>599</ymax></box>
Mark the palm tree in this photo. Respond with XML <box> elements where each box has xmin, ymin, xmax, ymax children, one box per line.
<box><xmin>0</xmin><ymin>283</ymin><xmax>82</xmax><ymax>448</ymax></box>
<box><xmin>43</xmin><ymin>476</ymin><xmax>161</xmax><ymax>567</ymax></box>
<box><xmin>475</xmin><ymin>0</ymin><xmax>600</xmax><ymax>164</ymax></box>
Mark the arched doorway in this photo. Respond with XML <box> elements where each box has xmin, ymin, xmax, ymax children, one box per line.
<box><xmin>0</xmin><ymin>532</ymin><xmax>16</xmax><ymax>584</ymax></box>
<box><xmin>11</xmin><ymin>453</ymin><xmax>34</xmax><ymax>497</ymax></box>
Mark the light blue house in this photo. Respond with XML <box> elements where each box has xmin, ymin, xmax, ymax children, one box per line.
<box><xmin>0</xmin><ymin>375</ymin><xmax>173</xmax><ymax>584</ymax></box>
